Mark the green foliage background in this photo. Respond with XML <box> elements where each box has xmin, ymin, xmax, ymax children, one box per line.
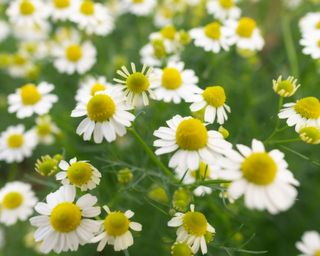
<box><xmin>0</xmin><ymin>0</ymin><xmax>319</xmax><ymax>255</ymax></box>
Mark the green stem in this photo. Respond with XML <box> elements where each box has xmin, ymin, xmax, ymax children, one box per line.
<box><xmin>264</xmin><ymin>97</ymin><xmax>283</xmax><ymax>142</ymax></box>
<box><xmin>129</xmin><ymin>127</ymin><xmax>174</xmax><ymax>178</ymax></box>
<box><xmin>8</xmin><ymin>163</ymin><xmax>18</xmax><ymax>181</ymax></box>
<box><xmin>282</xmin><ymin>15</ymin><xmax>299</xmax><ymax>77</ymax></box>
<box><xmin>266</xmin><ymin>137</ymin><xmax>301</xmax><ymax>145</ymax></box>
<box><xmin>182</xmin><ymin>179</ymin><xmax>231</xmax><ymax>188</ymax></box>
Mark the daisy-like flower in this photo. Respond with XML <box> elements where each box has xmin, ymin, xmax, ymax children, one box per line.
<box><xmin>154</xmin><ymin>6</ymin><xmax>174</xmax><ymax>28</ymax></box>
<box><xmin>56</xmin><ymin>157</ymin><xmax>101</xmax><ymax>191</ymax></box>
<box><xmin>8</xmin><ymin>82</ymin><xmax>58</xmax><ymax>119</ymax></box>
<box><xmin>30</xmin><ymin>185</ymin><xmax>101</xmax><ymax>254</ymax></box>
<box><xmin>71</xmin><ymin>89</ymin><xmax>135</xmax><ymax>143</ymax></box>
<box><xmin>296</xmin><ymin>231</ymin><xmax>320</xmax><ymax>256</ymax></box>
<box><xmin>0</xmin><ymin>181</ymin><xmax>37</xmax><ymax>226</ymax></box>
<box><xmin>168</xmin><ymin>204</ymin><xmax>215</xmax><ymax>254</ymax></box>
<box><xmin>150</xmin><ymin>61</ymin><xmax>201</xmax><ymax>103</ymax></box>
<box><xmin>299</xmin><ymin>12</ymin><xmax>320</xmax><ymax>35</ymax></box>
<box><xmin>33</xmin><ymin>115</ymin><xmax>60</xmax><ymax>145</ymax></box>
<box><xmin>300</xmin><ymin>33</ymin><xmax>320</xmax><ymax>59</ymax></box>
<box><xmin>122</xmin><ymin>0</ymin><xmax>156</xmax><ymax>16</ymax></box>
<box><xmin>52</xmin><ymin>39</ymin><xmax>96</xmax><ymax>74</ymax></box>
<box><xmin>0</xmin><ymin>125</ymin><xmax>37</xmax><ymax>163</ymax></box>
<box><xmin>279</xmin><ymin>96</ymin><xmax>320</xmax><ymax>132</ymax></box>
<box><xmin>153</xmin><ymin>115</ymin><xmax>232</xmax><ymax>171</ymax></box>
<box><xmin>75</xmin><ymin>76</ymin><xmax>114</xmax><ymax>103</ymax></box>
<box><xmin>190</xmin><ymin>21</ymin><xmax>233</xmax><ymax>53</ymax></box>
<box><xmin>6</xmin><ymin>0</ymin><xmax>49</xmax><ymax>27</ymax></box>
<box><xmin>7</xmin><ymin>53</ymin><xmax>33</xmax><ymax>78</ymax></box>
<box><xmin>272</xmin><ymin>76</ymin><xmax>300</xmax><ymax>97</ymax></box>
<box><xmin>171</xmin><ymin>242</ymin><xmax>194</xmax><ymax>256</ymax></box>
<box><xmin>220</xmin><ymin>139</ymin><xmax>299</xmax><ymax>214</ymax></box>
<box><xmin>71</xmin><ymin>0</ymin><xmax>114</xmax><ymax>36</ymax></box>
<box><xmin>227</xmin><ymin>17</ymin><xmax>264</xmax><ymax>51</ymax></box>
<box><xmin>298</xmin><ymin>125</ymin><xmax>320</xmax><ymax>144</ymax></box>
<box><xmin>188</xmin><ymin>86</ymin><xmax>231</xmax><ymax>125</ymax></box>
<box><xmin>13</xmin><ymin>21</ymin><xmax>51</xmax><ymax>42</ymax></box>
<box><xmin>91</xmin><ymin>205</ymin><xmax>142</xmax><ymax>251</ymax></box>
<box><xmin>114</xmin><ymin>63</ymin><xmax>156</xmax><ymax>107</ymax></box>
<box><xmin>207</xmin><ymin>0</ymin><xmax>241</xmax><ymax>21</ymax></box>
<box><xmin>48</xmin><ymin>0</ymin><xmax>77</xmax><ymax>21</ymax></box>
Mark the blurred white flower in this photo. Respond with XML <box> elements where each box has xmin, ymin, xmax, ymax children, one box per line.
<box><xmin>207</xmin><ymin>0</ymin><xmax>241</xmax><ymax>21</ymax></box>
<box><xmin>122</xmin><ymin>0</ymin><xmax>156</xmax><ymax>16</ymax></box>
<box><xmin>296</xmin><ymin>231</ymin><xmax>320</xmax><ymax>256</ymax></box>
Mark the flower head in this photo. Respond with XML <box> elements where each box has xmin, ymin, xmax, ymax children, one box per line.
<box><xmin>272</xmin><ymin>76</ymin><xmax>300</xmax><ymax>97</ymax></box>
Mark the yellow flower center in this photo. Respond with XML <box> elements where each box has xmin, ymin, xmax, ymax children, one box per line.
<box><xmin>191</xmin><ymin>162</ymin><xmax>211</xmax><ymax>179</ymax></box>
<box><xmin>299</xmin><ymin>126</ymin><xmax>320</xmax><ymax>144</ymax></box>
<box><xmin>241</xmin><ymin>153</ymin><xmax>277</xmax><ymax>185</ymax></box>
<box><xmin>37</xmin><ymin>123</ymin><xmax>52</xmax><ymax>136</ymax></box>
<box><xmin>204</xmin><ymin>22</ymin><xmax>221</xmax><ymax>40</ymax></box>
<box><xmin>315</xmin><ymin>250</ymin><xmax>320</xmax><ymax>256</ymax></box>
<box><xmin>132</xmin><ymin>0</ymin><xmax>145</xmax><ymax>4</ymax></box>
<box><xmin>294</xmin><ymin>97</ymin><xmax>320</xmax><ymax>119</ymax></box>
<box><xmin>202</xmin><ymin>86</ymin><xmax>226</xmax><ymax>107</ymax></box>
<box><xmin>161</xmin><ymin>68</ymin><xmax>182</xmax><ymax>90</ymax></box>
<box><xmin>20</xmin><ymin>84</ymin><xmax>42</xmax><ymax>105</ymax></box>
<box><xmin>183</xmin><ymin>211</ymin><xmax>208</xmax><ymax>236</ymax></box>
<box><xmin>20</xmin><ymin>0</ymin><xmax>35</xmax><ymax>15</ymax></box>
<box><xmin>176</xmin><ymin>119</ymin><xmax>208</xmax><ymax>150</ymax></box>
<box><xmin>171</xmin><ymin>242</ymin><xmax>193</xmax><ymax>256</ymax></box>
<box><xmin>7</xmin><ymin>134</ymin><xmax>24</xmax><ymax>148</ymax></box>
<box><xmin>160</xmin><ymin>25</ymin><xmax>176</xmax><ymax>40</ymax></box>
<box><xmin>126</xmin><ymin>72</ymin><xmax>150</xmax><ymax>93</ymax></box>
<box><xmin>13</xmin><ymin>54</ymin><xmax>27</xmax><ymax>66</ymax></box>
<box><xmin>219</xmin><ymin>0</ymin><xmax>234</xmax><ymax>9</ymax></box>
<box><xmin>152</xmin><ymin>39</ymin><xmax>166</xmax><ymax>58</ymax></box>
<box><xmin>80</xmin><ymin>0</ymin><xmax>94</xmax><ymax>15</ymax></box>
<box><xmin>50</xmin><ymin>202</ymin><xmax>81</xmax><ymax>233</ymax></box>
<box><xmin>65</xmin><ymin>44</ymin><xmax>83</xmax><ymax>62</ymax></box>
<box><xmin>90</xmin><ymin>83</ymin><xmax>107</xmax><ymax>96</ymax></box>
<box><xmin>87</xmin><ymin>94</ymin><xmax>116</xmax><ymax>122</ymax></box>
<box><xmin>104</xmin><ymin>212</ymin><xmax>130</xmax><ymax>236</ymax></box>
<box><xmin>236</xmin><ymin>17</ymin><xmax>257</xmax><ymax>38</ymax></box>
<box><xmin>316</xmin><ymin>21</ymin><xmax>320</xmax><ymax>29</ymax></box>
<box><xmin>2</xmin><ymin>192</ymin><xmax>23</xmax><ymax>209</ymax></box>
<box><xmin>275</xmin><ymin>80</ymin><xmax>294</xmax><ymax>94</ymax></box>
<box><xmin>54</xmin><ymin>0</ymin><xmax>70</xmax><ymax>8</ymax></box>
<box><xmin>66</xmin><ymin>162</ymin><xmax>93</xmax><ymax>186</ymax></box>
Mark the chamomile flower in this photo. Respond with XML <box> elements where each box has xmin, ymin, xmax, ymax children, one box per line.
<box><xmin>71</xmin><ymin>0</ymin><xmax>114</xmax><ymax>36</ymax></box>
<box><xmin>299</xmin><ymin>12</ymin><xmax>320</xmax><ymax>35</ymax></box>
<box><xmin>227</xmin><ymin>17</ymin><xmax>264</xmax><ymax>51</ymax></box>
<box><xmin>0</xmin><ymin>125</ymin><xmax>37</xmax><ymax>163</ymax></box>
<box><xmin>272</xmin><ymin>76</ymin><xmax>300</xmax><ymax>97</ymax></box>
<box><xmin>30</xmin><ymin>185</ymin><xmax>101</xmax><ymax>254</ymax></box>
<box><xmin>300</xmin><ymin>33</ymin><xmax>320</xmax><ymax>59</ymax></box>
<box><xmin>71</xmin><ymin>89</ymin><xmax>135</xmax><ymax>143</ymax></box>
<box><xmin>171</xmin><ymin>242</ymin><xmax>194</xmax><ymax>256</ymax></box>
<box><xmin>33</xmin><ymin>115</ymin><xmax>60</xmax><ymax>145</ymax></box>
<box><xmin>221</xmin><ymin>139</ymin><xmax>299</xmax><ymax>214</ymax></box>
<box><xmin>150</xmin><ymin>61</ymin><xmax>201</xmax><ymax>103</ymax></box>
<box><xmin>153</xmin><ymin>115</ymin><xmax>232</xmax><ymax>172</ymax></box>
<box><xmin>279</xmin><ymin>97</ymin><xmax>320</xmax><ymax>131</ymax></box>
<box><xmin>75</xmin><ymin>76</ymin><xmax>114</xmax><ymax>103</ymax></box>
<box><xmin>7</xmin><ymin>0</ymin><xmax>49</xmax><ymax>27</ymax></box>
<box><xmin>298</xmin><ymin>125</ymin><xmax>320</xmax><ymax>144</ymax></box>
<box><xmin>114</xmin><ymin>63</ymin><xmax>156</xmax><ymax>107</ymax></box>
<box><xmin>150</xmin><ymin>25</ymin><xmax>180</xmax><ymax>52</ymax></box>
<box><xmin>7</xmin><ymin>53</ymin><xmax>33</xmax><ymax>78</ymax></box>
<box><xmin>154</xmin><ymin>6</ymin><xmax>174</xmax><ymax>27</ymax></box>
<box><xmin>48</xmin><ymin>0</ymin><xmax>77</xmax><ymax>21</ymax></box>
<box><xmin>168</xmin><ymin>204</ymin><xmax>215</xmax><ymax>254</ymax></box>
<box><xmin>207</xmin><ymin>0</ymin><xmax>241</xmax><ymax>21</ymax></box>
<box><xmin>91</xmin><ymin>205</ymin><xmax>142</xmax><ymax>252</ymax></box>
<box><xmin>8</xmin><ymin>82</ymin><xmax>58</xmax><ymax>119</ymax></box>
<box><xmin>188</xmin><ymin>86</ymin><xmax>231</xmax><ymax>124</ymax></box>
<box><xmin>190</xmin><ymin>22</ymin><xmax>233</xmax><ymax>53</ymax></box>
<box><xmin>13</xmin><ymin>21</ymin><xmax>51</xmax><ymax>42</ymax></box>
<box><xmin>122</xmin><ymin>0</ymin><xmax>156</xmax><ymax>16</ymax></box>
<box><xmin>56</xmin><ymin>157</ymin><xmax>101</xmax><ymax>191</ymax></box>
<box><xmin>52</xmin><ymin>40</ymin><xmax>96</xmax><ymax>74</ymax></box>
<box><xmin>0</xmin><ymin>181</ymin><xmax>37</xmax><ymax>226</ymax></box>
<box><xmin>296</xmin><ymin>231</ymin><xmax>320</xmax><ymax>256</ymax></box>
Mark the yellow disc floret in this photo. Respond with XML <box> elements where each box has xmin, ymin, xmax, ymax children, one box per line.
<box><xmin>90</xmin><ymin>83</ymin><xmax>106</xmax><ymax>96</ymax></box>
<box><xmin>50</xmin><ymin>202</ymin><xmax>81</xmax><ymax>233</ymax></box>
<box><xmin>160</xmin><ymin>25</ymin><xmax>176</xmax><ymax>40</ymax></box>
<box><xmin>20</xmin><ymin>84</ymin><xmax>42</xmax><ymax>105</ymax></box>
<box><xmin>87</xmin><ymin>94</ymin><xmax>116</xmax><ymax>122</ymax></box>
<box><xmin>219</xmin><ymin>0</ymin><xmax>234</xmax><ymax>9</ymax></box>
<box><xmin>20</xmin><ymin>0</ymin><xmax>35</xmax><ymax>15</ymax></box>
<box><xmin>299</xmin><ymin>126</ymin><xmax>320</xmax><ymax>144</ymax></box>
<box><xmin>176</xmin><ymin>119</ymin><xmax>208</xmax><ymax>150</ymax></box>
<box><xmin>294</xmin><ymin>97</ymin><xmax>320</xmax><ymax>119</ymax></box>
<box><xmin>37</xmin><ymin>123</ymin><xmax>52</xmax><ymax>136</ymax></box>
<box><xmin>241</xmin><ymin>153</ymin><xmax>277</xmax><ymax>185</ymax></box>
<box><xmin>183</xmin><ymin>211</ymin><xmax>208</xmax><ymax>236</ymax></box>
<box><xmin>54</xmin><ymin>0</ymin><xmax>70</xmax><ymax>8</ymax></box>
<box><xmin>2</xmin><ymin>192</ymin><xmax>23</xmax><ymax>209</ymax></box>
<box><xmin>80</xmin><ymin>0</ymin><xmax>94</xmax><ymax>15</ymax></box>
<box><xmin>67</xmin><ymin>162</ymin><xmax>93</xmax><ymax>186</ymax></box>
<box><xmin>191</xmin><ymin>162</ymin><xmax>211</xmax><ymax>179</ymax></box>
<box><xmin>202</xmin><ymin>86</ymin><xmax>226</xmax><ymax>107</ymax></box>
<box><xmin>65</xmin><ymin>44</ymin><xmax>83</xmax><ymax>62</ymax></box>
<box><xmin>7</xmin><ymin>134</ymin><xmax>24</xmax><ymax>148</ymax></box>
<box><xmin>104</xmin><ymin>212</ymin><xmax>130</xmax><ymax>236</ymax></box>
<box><xmin>126</xmin><ymin>72</ymin><xmax>150</xmax><ymax>93</ymax></box>
<box><xmin>236</xmin><ymin>17</ymin><xmax>257</xmax><ymax>38</ymax></box>
<box><xmin>204</xmin><ymin>22</ymin><xmax>221</xmax><ymax>40</ymax></box>
<box><xmin>315</xmin><ymin>250</ymin><xmax>320</xmax><ymax>256</ymax></box>
<box><xmin>162</xmin><ymin>68</ymin><xmax>182</xmax><ymax>90</ymax></box>
<box><xmin>171</xmin><ymin>242</ymin><xmax>193</xmax><ymax>256</ymax></box>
